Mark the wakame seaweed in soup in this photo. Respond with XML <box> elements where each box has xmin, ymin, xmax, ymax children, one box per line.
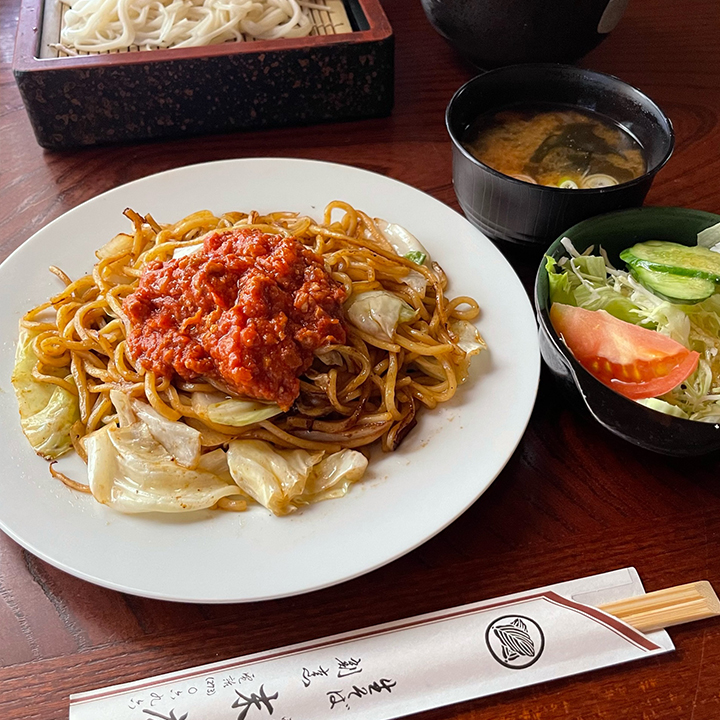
<box><xmin>463</xmin><ymin>104</ymin><xmax>646</xmax><ymax>190</ymax></box>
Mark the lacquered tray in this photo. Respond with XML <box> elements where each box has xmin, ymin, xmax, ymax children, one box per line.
<box><xmin>13</xmin><ymin>0</ymin><xmax>394</xmax><ymax>148</ymax></box>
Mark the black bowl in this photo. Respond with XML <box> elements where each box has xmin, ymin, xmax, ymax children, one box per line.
<box><xmin>535</xmin><ymin>207</ymin><xmax>720</xmax><ymax>457</ymax></box>
<box><xmin>421</xmin><ymin>0</ymin><xmax>627</xmax><ymax>69</ymax></box>
<box><xmin>446</xmin><ymin>65</ymin><xmax>675</xmax><ymax>246</ymax></box>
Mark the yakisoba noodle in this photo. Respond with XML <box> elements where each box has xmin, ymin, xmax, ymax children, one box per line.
<box><xmin>18</xmin><ymin>202</ymin><xmax>484</xmax><ymax>513</ymax></box>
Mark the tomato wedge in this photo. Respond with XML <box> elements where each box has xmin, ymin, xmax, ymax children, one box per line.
<box><xmin>549</xmin><ymin>303</ymin><xmax>700</xmax><ymax>400</ymax></box>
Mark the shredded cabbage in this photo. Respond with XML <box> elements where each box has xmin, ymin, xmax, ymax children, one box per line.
<box><xmin>545</xmin><ymin>255</ymin><xmax>649</xmax><ymax>326</ymax></box>
<box><xmin>636</xmin><ymin>398</ymin><xmax>689</xmax><ymax>419</ymax></box>
<box><xmin>697</xmin><ymin>222</ymin><xmax>720</xmax><ymax>250</ymax></box>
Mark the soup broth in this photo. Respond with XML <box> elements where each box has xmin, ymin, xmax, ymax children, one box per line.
<box><xmin>463</xmin><ymin>105</ymin><xmax>646</xmax><ymax>189</ymax></box>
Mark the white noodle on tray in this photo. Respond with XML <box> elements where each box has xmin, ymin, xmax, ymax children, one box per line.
<box><xmin>56</xmin><ymin>0</ymin><xmax>327</xmax><ymax>53</ymax></box>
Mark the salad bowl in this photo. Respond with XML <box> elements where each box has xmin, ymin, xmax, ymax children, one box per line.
<box><xmin>535</xmin><ymin>206</ymin><xmax>720</xmax><ymax>456</ymax></box>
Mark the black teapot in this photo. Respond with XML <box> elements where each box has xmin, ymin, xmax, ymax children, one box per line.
<box><xmin>421</xmin><ymin>0</ymin><xmax>630</xmax><ymax>68</ymax></box>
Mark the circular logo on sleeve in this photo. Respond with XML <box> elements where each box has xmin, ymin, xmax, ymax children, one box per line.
<box><xmin>485</xmin><ymin>615</ymin><xmax>545</xmax><ymax>669</ymax></box>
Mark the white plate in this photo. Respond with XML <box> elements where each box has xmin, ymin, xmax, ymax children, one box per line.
<box><xmin>0</xmin><ymin>158</ymin><xmax>539</xmax><ymax>603</ymax></box>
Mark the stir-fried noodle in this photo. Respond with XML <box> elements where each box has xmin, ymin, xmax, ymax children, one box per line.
<box><xmin>20</xmin><ymin>202</ymin><xmax>483</xmax><ymax>502</ymax></box>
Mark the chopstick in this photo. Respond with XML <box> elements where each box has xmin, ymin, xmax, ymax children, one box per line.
<box><xmin>598</xmin><ymin>581</ymin><xmax>720</xmax><ymax>633</ymax></box>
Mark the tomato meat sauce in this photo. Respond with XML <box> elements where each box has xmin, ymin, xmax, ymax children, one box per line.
<box><xmin>123</xmin><ymin>228</ymin><xmax>347</xmax><ymax>411</ymax></box>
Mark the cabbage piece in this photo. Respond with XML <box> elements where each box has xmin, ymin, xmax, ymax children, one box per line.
<box><xmin>94</xmin><ymin>234</ymin><xmax>138</xmax><ymax>285</ymax></box>
<box><xmin>315</xmin><ymin>347</ymin><xmax>344</xmax><ymax>366</ymax></box>
<box><xmin>12</xmin><ymin>327</ymin><xmax>79</xmax><ymax>459</ymax></box>
<box><xmin>191</xmin><ymin>392</ymin><xmax>282</xmax><ymax>427</ymax></box>
<box><xmin>411</xmin><ymin>356</ymin><xmax>448</xmax><ymax>381</ymax></box>
<box><xmin>375</xmin><ymin>218</ymin><xmax>430</xmax><ymax>266</ymax></box>
<box><xmin>21</xmin><ymin>386</ymin><xmax>79</xmax><ymax>460</ymax></box>
<box><xmin>227</xmin><ymin>442</ymin><xmax>368</xmax><ymax>514</ymax></box>
<box><xmin>172</xmin><ymin>242</ymin><xmax>203</xmax><ymax>260</ymax></box>
<box><xmin>197</xmin><ymin>448</ymin><xmax>237</xmax><ymax>485</ymax></box>
<box><xmin>375</xmin><ymin>219</ymin><xmax>429</xmax><ymax>294</ymax></box>
<box><xmin>96</xmin><ymin>233</ymin><xmax>134</xmax><ymax>260</ymax></box>
<box><xmin>345</xmin><ymin>291</ymin><xmax>418</xmax><ymax>341</ymax></box>
<box><xmin>401</xmin><ymin>269</ymin><xmax>428</xmax><ymax>295</ymax></box>
<box><xmin>110</xmin><ymin>389</ymin><xmax>202</xmax><ymax>468</ymax></box>
<box><xmin>448</xmin><ymin>319</ymin><xmax>486</xmax><ymax>356</ymax></box>
<box><xmin>109</xmin><ymin>388</ymin><xmax>136</xmax><ymax>427</ymax></box>
<box><xmin>86</xmin><ymin>423</ymin><xmax>236</xmax><ymax>513</ymax></box>
<box><xmin>227</xmin><ymin>440</ymin><xmax>323</xmax><ymax>516</ymax></box>
<box><xmin>295</xmin><ymin>449</ymin><xmax>368</xmax><ymax>504</ymax></box>
<box><xmin>198</xmin><ymin>448</ymin><xmax>250</xmax><ymax>508</ymax></box>
<box><xmin>13</xmin><ymin>328</ymin><xmax>56</xmax><ymax>416</ymax></box>
<box><xmin>131</xmin><ymin>398</ymin><xmax>201</xmax><ymax>468</ymax></box>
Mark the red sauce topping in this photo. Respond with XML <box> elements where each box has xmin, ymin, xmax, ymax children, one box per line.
<box><xmin>123</xmin><ymin>228</ymin><xmax>347</xmax><ymax>411</ymax></box>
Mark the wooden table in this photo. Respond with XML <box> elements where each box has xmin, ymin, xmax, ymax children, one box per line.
<box><xmin>2</xmin><ymin>1</ymin><xmax>720</xmax><ymax>718</ymax></box>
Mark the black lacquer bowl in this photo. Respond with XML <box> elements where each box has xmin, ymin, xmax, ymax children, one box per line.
<box><xmin>446</xmin><ymin>65</ymin><xmax>675</xmax><ymax>246</ymax></box>
<box><xmin>535</xmin><ymin>207</ymin><xmax>720</xmax><ymax>456</ymax></box>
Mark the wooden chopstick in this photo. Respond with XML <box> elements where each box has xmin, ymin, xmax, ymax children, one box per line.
<box><xmin>598</xmin><ymin>581</ymin><xmax>720</xmax><ymax>633</ymax></box>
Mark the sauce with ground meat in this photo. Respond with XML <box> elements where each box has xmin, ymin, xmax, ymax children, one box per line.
<box><xmin>123</xmin><ymin>227</ymin><xmax>347</xmax><ymax>411</ymax></box>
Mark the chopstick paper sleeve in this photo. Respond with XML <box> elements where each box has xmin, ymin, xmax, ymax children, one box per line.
<box><xmin>69</xmin><ymin>568</ymin><xmax>679</xmax><ymax>720</ymax></box>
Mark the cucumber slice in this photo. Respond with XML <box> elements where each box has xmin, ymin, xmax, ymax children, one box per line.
<box><xmin>631</xmin><ymin>264</ymin><xmax>715</xmax><ymax>304</ymax></box>
<box><xmin>620</xmin><ymin>241</ymin><xmax>720</xmax><ymax>282</ymax></box>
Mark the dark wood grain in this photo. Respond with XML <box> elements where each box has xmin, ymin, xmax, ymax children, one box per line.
<box><xmin>2</xmin><ymin>0</ymin><xmax>720</xmax><ymax>718</ymax></box>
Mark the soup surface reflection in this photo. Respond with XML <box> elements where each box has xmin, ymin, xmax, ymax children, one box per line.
<box><xmin>463</xmin><ymin>105</ymin><xmax>646</xmax><ymax>189</ymax></box>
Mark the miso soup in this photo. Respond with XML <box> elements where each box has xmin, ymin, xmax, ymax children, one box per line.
<box><xmin>463</xmin><ymin>105</ymin><xmax>646</xmax><ymax>189</ymax></box>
